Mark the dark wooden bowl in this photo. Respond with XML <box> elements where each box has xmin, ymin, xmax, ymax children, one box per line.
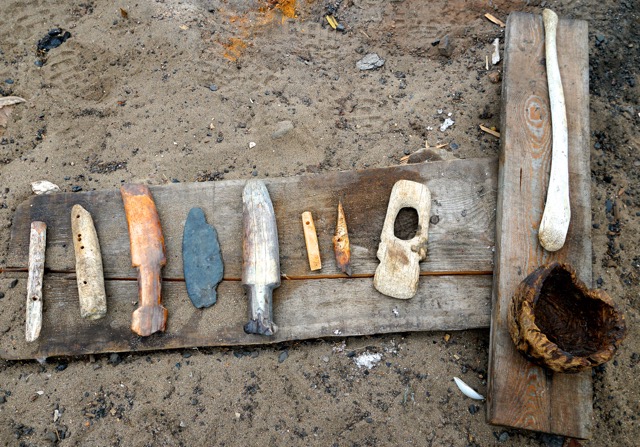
<box><xmin>508</xmin><ymin>262</ymin><xmax>626</xmax><ymax>373</ymax></box>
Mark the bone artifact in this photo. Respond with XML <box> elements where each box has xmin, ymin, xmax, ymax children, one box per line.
<box><xmin>333</xmin><ymin>201</ymin><xmax>352</xmax><ymax>276</ymax></box>
<box><xmin>538</xmin><ymin>9</ymin><xmax>570</xmax><ymax>252</ymax></box>
<box><xmin>25</xmin><ymin>221</ymin><xmax>47</xmax><ymax>342</ymax></box>
<box><xmin>71</xmin><ymin>205</ymin><xmax>107</xmax><ymax>320</ymax></box>
<box><xmin>121</xmin><ymin>184</ymin><xmax>168</xmax><ymax>336</ymax></box>
<box><xmin>242</xmin><ymin>180</ymin><xmax>280</xmax><ymax>336</ymax></box>
<box><xmin>374</xmin><ymin>180</ymin><xmax>431</xmax><ymax>299</ymax></box>
<box><xmin>301</xmin><ymin>211</ymin><xmax>321</xmax><ymax>271</ymax></box>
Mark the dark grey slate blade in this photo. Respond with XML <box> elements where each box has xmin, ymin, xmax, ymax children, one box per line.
<box><xmin>182</xmin><ymin>207</ymin><xmax>224</xmax><ymax>308</ymax></box>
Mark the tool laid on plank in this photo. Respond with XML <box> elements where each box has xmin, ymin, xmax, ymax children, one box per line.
<box><xmin>333</xmin><ymin>200</ymin><xmax>352</xmax><ymax>276</ymax></box>
<box><xmin>301</xmin><ymin>211</ymin><xmax>321</xmax><ymax>271</ymax></box>
<box><xmin>538</xmin><ymin>9</ymin><xmax>570</xmax><ymax>252</ymax></box>
<box><xmin>71</xmin><ymin>205</ymin><xmax>107</xmax><ymax>320</ymax></box>
<box><xmin>182</xmin><ymin>207</ymin><xmax>224</xmax><ymax>309</ymax></box>
<box><xmin>121</xmin><ymin>184</ymin><xmax>168</xmax><ymax>336</ymax></box>
<box><xmin>242</xmin><ymin>180</ymin><xmax>280</xmax><ymax>336</ymax></box>
<box><xmin>374</xmin><ymin>180</ymin><xmax>431</xmax><ymax>299</ymax></box>
<box><xmin>25</xmin><ymin>221</ymin><xmax>46</xmax><ymax>342</ymax></box>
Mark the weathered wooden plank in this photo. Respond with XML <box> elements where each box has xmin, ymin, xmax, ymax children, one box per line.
<box><xmin>7</xmin><ymin>159</ymin><xmax>497</xmax><ymax>277</ymax></box>
<box><xmin>487</xmin><ymin>13</ymin><xmax>591</xmax><ymax>439</ymax></box>
<box><xmin>0</xmin><ymin>273</ymin><xmax>492</xmax><ymax>360</ymax></box>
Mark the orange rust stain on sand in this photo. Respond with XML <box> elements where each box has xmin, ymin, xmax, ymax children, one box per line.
<box><xmin>220</xmin><ymin>0</ymin><xmax>298</xmax><ymax>61</ymax></box>
<box><xmin>223</xmin><ymin>37</ymin><xmax>249</xmax><ymax>62</ymax></box>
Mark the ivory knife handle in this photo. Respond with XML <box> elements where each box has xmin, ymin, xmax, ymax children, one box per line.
<box><xmin>26</xmin><ymin>221</ymin><xmax>46</xmax><ymax>342</ymax></box>
<box><xmin>71</xmin><ymin>205</ymin><xmax>107</xmax><ymax>320</ymax></box>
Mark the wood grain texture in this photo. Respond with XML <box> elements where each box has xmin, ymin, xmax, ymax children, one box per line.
<box><xmin>487</xmin><ymin>13</ymin><xmax>591</xmax><ymax>439</ymax></box>
<box><xmin>7</xmin><ymin>159</ymin><xmax>498</xmax><ymax>278</ymax></box>
<box><xmin>0</xmin><ymin>274</ymin><xmax>492</xmax><ymax>360</ymax></box>
<box><xmin>4</xmin><ymin>159</ymin><xmax>498</xmax><ymax>359</ymax></box>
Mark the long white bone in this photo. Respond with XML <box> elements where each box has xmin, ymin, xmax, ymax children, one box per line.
<box><xmin>538</xmin><ymin>9</ymin><xmax>570</xmax><ymax>252</ymax></box>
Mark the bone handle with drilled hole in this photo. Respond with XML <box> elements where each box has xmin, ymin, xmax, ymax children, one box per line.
<box><xmin>538</xmin><ymin>9</ymin><xmax>570</xmax><ymax>252</ymax></box>
<box><xmin>71</xmin><ymin>205</ymin><xmax>107</xmax><ymax>320</ymax></box>
<box><xmin>26</xmin><ymin>221</ymin><xmax>46</xmax><ymax>342</ymax></box>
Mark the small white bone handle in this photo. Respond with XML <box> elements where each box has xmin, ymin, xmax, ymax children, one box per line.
<box><xmin>538</xmin><ymin>9</ymin><xmax>570</xmax><ymax>252</ymax></box>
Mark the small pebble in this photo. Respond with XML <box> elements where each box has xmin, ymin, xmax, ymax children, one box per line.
<box><xmin>251</xmin><ymin>169</ymin><xmax>258</xmax><ymax>177</ymax></box>
<box><xmin>4</xmin><ymin>79</ymin><xmax>14</xmax><ymax>85</ymax></box>
<box><xmin>322</xmin><ymin>356</ymin><xmax>329</xmax><ymax>363</ymax></box>
<box><xmin>0</xmin><ymin>292</ymin><xmax>4</xmax><ymax>299</ymax></box>
<box><xmin>271</xmin><ymin>120</ymin><xmax>294</xmax><ymax>139</ymax></box>
<box><xmin>468</xmin><ymin>404</ymin><xmax>479</xmax><ymax>414</ymax></box>
<box><xmin>450</xmin><ymin>142</ymin><xmax>459</xmax><ymax>150</ymax></box>
<box><xmin>488</xmin><ymin>71</ymin><xmax>501</xmax><ymax>84</ymax></box>
<box><xmin>356</xmin><ymin>53</ymin><xmax>385</xmax><ymax>71</ymax></box>
<box><xmin>430</xmin><ymin>215</ymin><xmax>440</xmax><ymax>225</ymax></box>
<box><xmin>182</xmin><ymin>352</ymin><xmax>192</xmax><ymax>358</ymax></box>
<box><xmin>55</xmin><ymin>363</ymin><xmax>68</xmax><ymax>372</ymax></box>
<box><xmin>0</xmin><ymin>396</ymin><xmax>6</xmax><ymax>404</ymax></box>
<box><xmin>278</xmin><ymin>351</ymin><xmax>289</xmax><ymax>363</ymax></box>
<box><xmin>109</xmin><ymin>353</ymin><xmax>121</xmax><ymax>365</ymax></box>
<box><xmin>438</xmin><ymin>35</ymin><xmax>454</xmax><ymax>57</ymax></box>
<box><xmin>209</xmin><ymin>84</ymin><xmax>218</xmax><ymax>92</ymax></box>
<box><xmin>71</xmin><ymin>186</ymin><xmax>82</xmax><ymax>192</ymax></box>
<box><xmin>9</xmin><ymin>279</ymin><xmax>18</xmax><ymax>289</ymax></box>
<box><xmin>44</xmin><ymin>431</ymin><xmax>57</xmax><ymax>443</ymax></box>
<box><xmin>540</xmin><ymin>434</ymin><xmax>565</xmax><ymax>447</ymax></box>
<box><xmin>498</xmin><ymin>431</ymin><xmax>509</xmax><ymax>443</ymax></box>
<box><xmin>34</xmin><ymin>60</ymin><xmax>44</xmax><ymax>67</ymax></box>
<box><xmin>403</xmin><ymin>148</ymin><xmax>411</xmax><ymax>155</ymax></box>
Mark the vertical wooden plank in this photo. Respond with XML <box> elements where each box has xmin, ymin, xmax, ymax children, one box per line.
<box><xmin>487</xmin><ymin>13</ymin><xmax>591</xmax><ymax>439</ymax></box>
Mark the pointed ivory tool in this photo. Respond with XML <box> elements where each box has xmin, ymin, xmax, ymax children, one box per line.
<box><xmin>333</xmin><ymin>201</ymin><xmax>352</xmax><ymax>276</ymax></box>
<box><xmin>71</xmin><ymin>205</ymin><xmax>107</xmax><ymax>319</ymax></box>
<box><xmin>26</xmin><ymin>221</ymin><xmax>46</xmax><ymax>342</ymax></box>
<box><xmin>373</xmin><ymin>180</ymin><xmax>431</xmax><ymax>299</ymax></box>
<box><xmin>242</xmin><ymin>180</ymin><xmax>280</xmax><ymax>336</ymax></box>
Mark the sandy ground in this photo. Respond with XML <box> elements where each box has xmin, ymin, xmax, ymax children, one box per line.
<box><xmin>0</xmin><ymin>0</ymin><xmax>638</xmax><ymax>445</ymax></box>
